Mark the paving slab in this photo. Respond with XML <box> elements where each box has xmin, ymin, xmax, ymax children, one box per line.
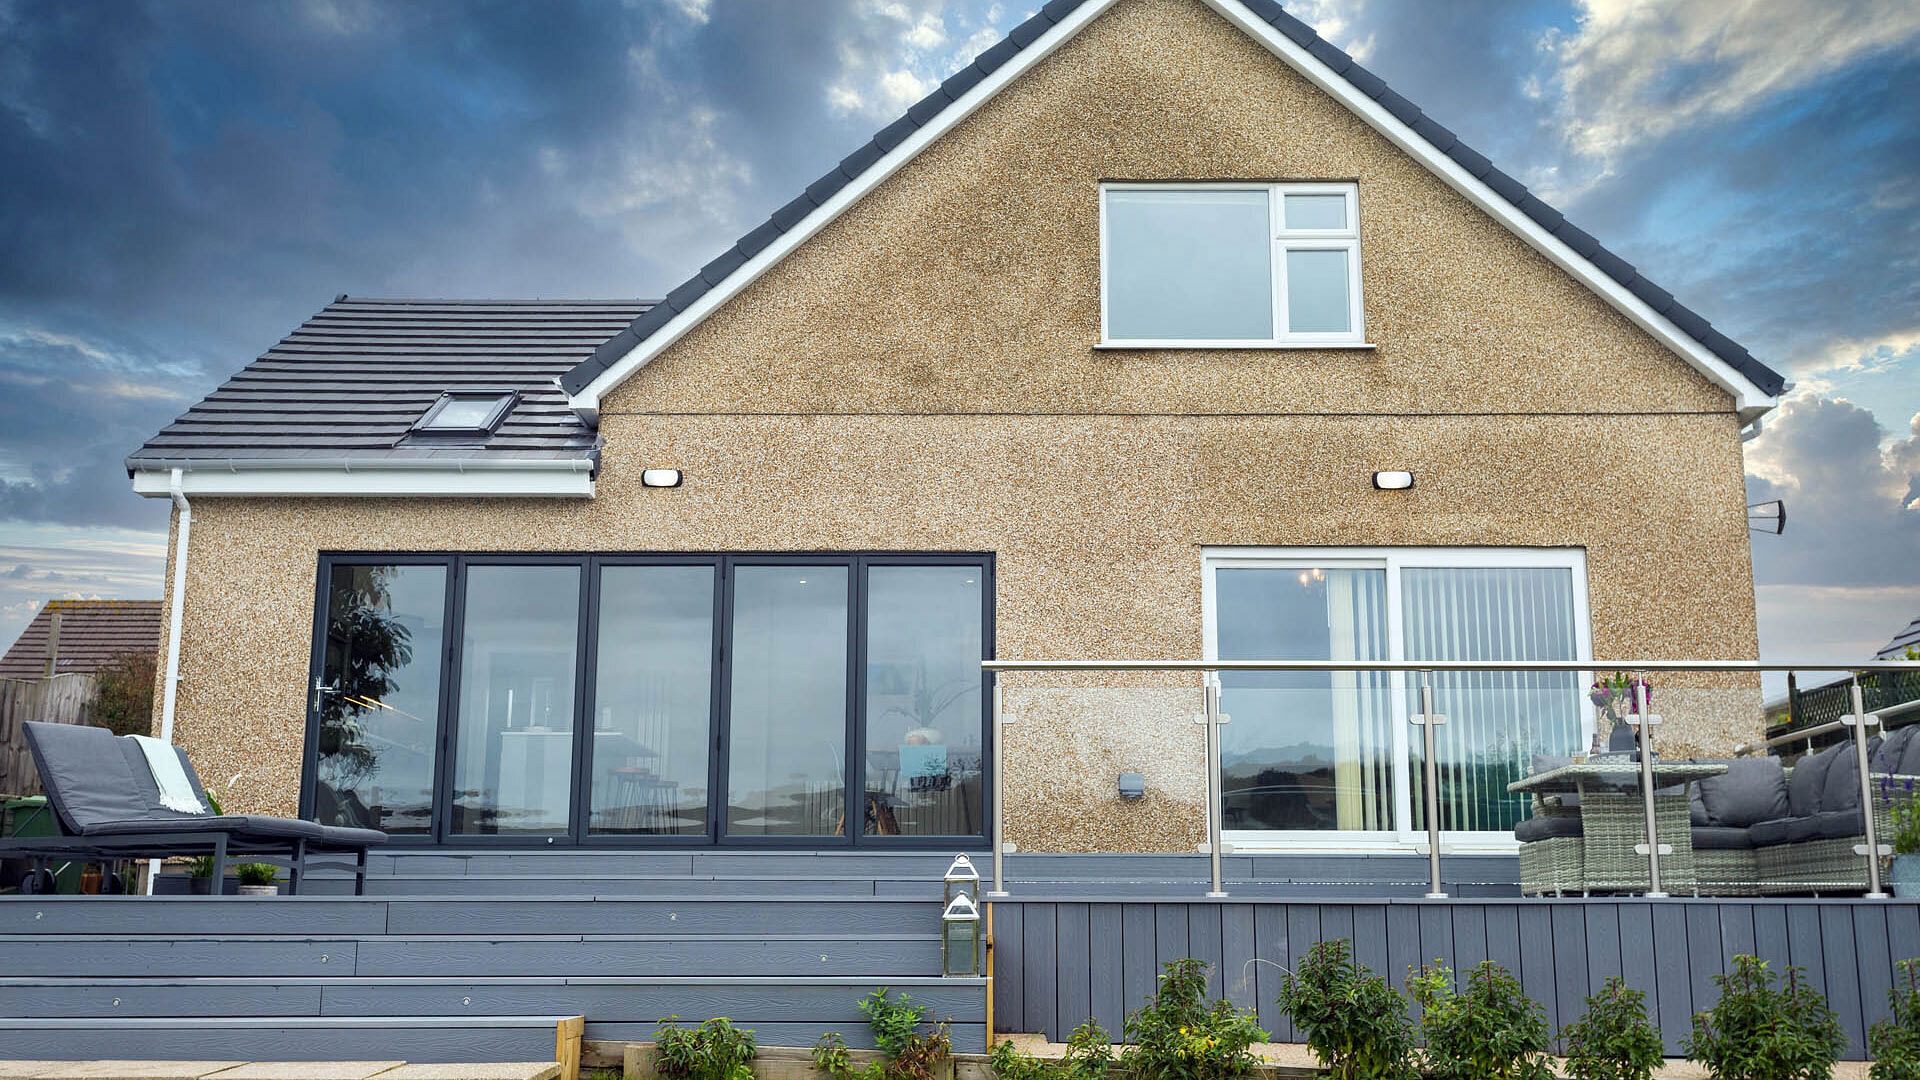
<box><xmin>0</xmin><ymin>1066</ymin><xmax>68</xmax><ymax>1079</ymax></box>
<box><xmin>369</xmin><ymin>1066</ymin><xmax>559</xmax><ymax>1080</ymax></box>
<box><xmin>207</xmin><ymin>1065</ymin><xmax>406</xmax><ymax>1080</ymax></box>
<box><xmin>30</xmin><ymin>1064</ymin><xmax>243</xmax><ymax>1080</ymax></box>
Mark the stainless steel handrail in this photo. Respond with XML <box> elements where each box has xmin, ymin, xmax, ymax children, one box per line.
<box><xmin>980</xmin><ymin>657</ymin><xmax>1920</xmax><ymax>899</ymax></box>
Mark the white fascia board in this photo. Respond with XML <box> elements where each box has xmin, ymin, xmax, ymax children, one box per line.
<box><xmin>566</xmin><ymin>0</ymin><xmax>1118</xmax><ymax>418</ymax></box>
<box><xmin>572</xmin><ymin>0</ymin><xmax>1775</xmax><ymax>421</ymax></box>
<box><xmin>1198</xmin><ymin>0</ymin><xmax>1777</xmax><ymax>417</ymax></box>
<box><xmin>130</xmin><ymin>464</ymin><xmax>595</xmax><ymax>498</ymax></box>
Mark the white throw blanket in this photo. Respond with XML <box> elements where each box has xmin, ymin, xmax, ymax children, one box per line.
<box><xmin>130</xmin><ymin>735</ymin><xmax>207</xmax><ymax>815</ymax></box>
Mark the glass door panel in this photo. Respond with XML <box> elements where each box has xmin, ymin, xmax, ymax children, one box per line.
<box><xmin>1216</xmin><ymin>566</ymin><xmax>1393</xmax><ymax>834</ymax></box>
<box><xmin>314</xmin><ymin>564</ymin><xmax>447</xmax><ymax>834</ymax></box>
<box><xmin>450</xmin><ymin>564</ymin><xmax>582</xmax><ymax>835</ymax></box>
<box><xmin>588</xmin><ymin>565</ymin><xmax>716</xmax><ymax>836</ymax></box>
<box><xmin>1404</xmin><ymin>566</ymin><xmax>1581</xmax><ymax>833</ymax></box>
<box><xmin>725</xmin><ymin>565</ymin><xmax>849</xmax><ymax>837</ymax></box>
<box><xmin>863</xmin><ymin>566</ymin><xmax>984</xmax><ymax>836</ymax></box>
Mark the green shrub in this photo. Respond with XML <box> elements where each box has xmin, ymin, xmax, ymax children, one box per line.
<box><xmin>986</xmin><ymin>1021</ymin><xmax>1113</xmax><ymax>1080</ymax></box>
<box><xmin>1407</xmin><ymin>960</ymin><xmax>1553</xmax><ymax>1080</ymax></box>
<box><xmin>1274</xmin><ymin>938</ymin><xmax>1415</xmax><ymax>1079</ymax></box>
<box><xmin>1558</xmin><ymin>977</ymin><xmax>1665</xmax><ymax>1080</ymax></box>
<box><xmin>235</xmin><ymin>862</ymin><xmax>278</xmax><ymax>886</ymax></box>
<box><xmin>817</xmin><ymin>988</ymin><xmax>952</xmax><ymax>1080</ymax></box>
<box><xmin>654</xmin><ymin>1016</ymin><xmax>757</xmax><ymax>1080</ymax></box>
<box><xmin>1121</xmin><ymin>958</ymin><xmax>1268</xmax><ymax>1080</ymax></box>
<box><xmin>1870</xmin><ymin>958</ymin><xmax>1920</xmax><ymax>1080</ymax></box>
<box><xmin>859</xmin><ymin>989</ymin><xmax>928</xmax><ymax>1058</ymax></box>
<box><xmin>1684</xmin><ymin>955</ymin><xmax>1843</xmax><ymax>1080</ymax></box>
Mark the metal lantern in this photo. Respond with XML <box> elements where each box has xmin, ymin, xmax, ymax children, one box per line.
<box><xmin>941</xmin><ymin>891</ymin><xmax>982</xmax><ymax>977</ymax></box>
<box><xmin>943</xmin><ymin>853</ymin><xmax>980</xmax><ymax>909</ymax></box>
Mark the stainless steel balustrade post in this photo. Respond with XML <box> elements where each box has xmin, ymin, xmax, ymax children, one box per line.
<box><xmin>1850</xmin><ymin>677</ymin><xmax>1890</xmax><ymax>899</ymax></box>
<box><xmin>1634</xmin><ymin>680</ymin><xmax>1666</xmax><ymax>898</ymax></box>
<box><xmin>1204</xmin><ymin>674</ymin><xmax>1228</xmax><ymax>898</ymax></box>
<box><xmin>1416</xmin><ymin>675</ymin><xmax>1446</xmax><ymax>899</ymax></box>
<box><xmin>988</xmin><ymin>680</ymin><xmax>1009</xmax><ymax>899</ymax></box>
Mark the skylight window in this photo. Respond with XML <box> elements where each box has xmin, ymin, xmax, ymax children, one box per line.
<box><xmin>412</xmin><ymin>390</ymin><xmax>516</xmax><ymax>436</ymax></box>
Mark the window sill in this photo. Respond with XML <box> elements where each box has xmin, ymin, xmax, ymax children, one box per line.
<box><xmin>1094</xmin><ymin>341</ymin><xmax>1378</xmax><ymax>351</ymax></box>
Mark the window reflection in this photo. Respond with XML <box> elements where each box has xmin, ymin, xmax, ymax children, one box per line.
<box><xmin>864</xmin><ymin>566</ymin><xmax>983</xmax><ymax>836</ymax></box>
<box><xmin>726</xmin><ymin>566</ymin><xmax>848</xmax><ymax>837</ymax></box>
<box><xmin>315</xmin><ymin>564</ymin><xmax>446</xmax><ymax>834</ymax></box>
<box><xmin>589</xmin><ymin>565</ymin><xmax>715</xmax><ymax>835</ymax></box>
<box><xmin>451</xmin><ymin>565</ymin><xmax>581</xmax><ymax>835</ymax></box>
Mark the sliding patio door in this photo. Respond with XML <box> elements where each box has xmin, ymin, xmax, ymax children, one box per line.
<box><xmin>1209</xmin><ymin>548</ymin><xmax>1589</xmax><ymax>850</ymax></box>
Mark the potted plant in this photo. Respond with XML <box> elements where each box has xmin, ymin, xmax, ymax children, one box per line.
<box><xmin>1590</xmin><ymin>672</ymin><xmax>1652</xmax><ymax>755</ymax></box>
<box><xmin>235</xmin><ymin>862</ymin><xmax>280</xmax><ymax>897</ymax></box>
<box><xmin>1883</xmin><ymin>777</ymin><xmax>1920</xmax><ymax>898</ymax></box>
<box><xmin>187</xmin><ymin>855</ymin><xmax>217</xmax><ymax>895</ymax></box>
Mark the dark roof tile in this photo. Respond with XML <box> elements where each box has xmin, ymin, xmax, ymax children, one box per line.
<box><xmin>1666</xmin><ymin>304</ymin><xmax>1711</xmax><ymax>341</ymax></box>
<box><xmin>1553</xmin><ymin>223</ymin><xmax>1602</xmax><ymax>260</ymax></box>
<box><xmin>699</xmin><ymin>247</ymin><xmax>748</xmax><ymax>287</ymax></box>
<box><xmin>973</xmin><ymin>36</ymin><xmax>1022</xmax><ymax>75</ymax></box>
<box><xmin>1516</xmin><ymin>194</ymin><xmax>1563</xmax><ymax>231</ymax></box>
<box><xmin>1041</xmin><ymin>0</ymin><xmax>1082</xmax><ymax>22</ymax></box>
<box><xmin>132</xmin><ymin>299</ymin><xmax>650</xmax><ymax>468</ymax></box>
<box><xmin>804</xmin><ymin>169</ymin><xmax>851</xmax><ymax>206</ymax></box>
<box><xmin>907</xmin><ymin>88</ymin><xmax>952</xmax><ymax>126</ymax></box>
<box><xmin>1374</xmin><ymin>89</ymin><xmax>1423</xmax><ymax>126</ymax></box>
<box><xmin>1626</xmin><ymin>275</ymin><xmax>1676</xmax><ymax>314</ymax></box>
<box><xmin>1481</xmin><ymin>168</ymin><xmax>1528</xmax><ymax>204</ymax></box>
<box><xmin>1306</xmin><ymin>38</ymin><xmax>1352</xmax><ymax>74</ymax></box>
<box><xmin>1446</xmin><ymin>142</ymin><xmax>1493</xmax><ymax>177</ymax></box>
<box><xmin>1007</xmin><ymin>12</ymin><xmax>1051</xmax><ymax>47</ymax></box>
<box><xmin>939</xmin><ymin>61</ymin><xmax>987</xmax><ymax>102</ymax></box>
<box><xmin>1266</xmin><ymin>9</ymin><xmax>1318</xmax><ymax>47</ymax></box>
<box><xmin>735</xmin><ymin>219</ymin><xmax>785</xmax><ymax>260</ymax></box>
<box><xmin>1588</xmin><ymin>247</ymin><xmax>1637</xmax><ymax>282</ymax></box>
<box><xmin>1410</xmin><ymin>114</ymin><xmax>1456</xmax><ymax>152</ymax></box>
<box><xmin>872</xmin><ymin>115</ymin><xmax>920</xmax><ymax>152</ymax></box>
<box><xmin>663</xmin><ymin>277</ymin><xmax>708</xmax><ymax>313</ymax></box>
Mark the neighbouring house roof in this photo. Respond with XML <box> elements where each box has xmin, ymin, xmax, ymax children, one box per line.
<box><xmin>0</xmin><ymin>599</ymin><xmax>164</xmax><ymax>679</ymax></box>
<box><xmin>126</xmin><ymin>298</ymin><xmax>653</xmax><ymax>493</ymax></box>
<box><xmin>559</xmin><ymin>0</ymin><xmax>1786</xmax><ymax>413</ymax></box>
<box><xmin>1879</xmin><ymin>617</ymin><xmax>1920</xmax><ymax>660</ymax></box>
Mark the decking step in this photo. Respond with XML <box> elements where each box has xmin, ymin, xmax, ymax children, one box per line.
<box><xmin>0</xmin><ymin>897</ymin><xmax>940</xmax><ymax>936</ymax></box>
<box><xmin>0</xmin><ymin>976</ymin><xmax>988</xmax><ymax>1031</ymax></box>
<box><xmin>0</xmin><ymin>1016</ymin><xmax>566</xmax><ymax>1063</ymax></box>
<box><xmin>0</xmin><ymin>933</ymin><xmax>943</xmax><ymax>978</ymax></box>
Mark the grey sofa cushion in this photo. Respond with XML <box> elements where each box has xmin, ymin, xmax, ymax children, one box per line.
<box><xmin>1691</xmin><ymin>826</ymin><xmax>1757</xmax><ymax>850</ymax></box>
<box><xmin>1807</xmin><ymin>809</ymin><xmax>1867</xmax><ymax>841</ymax></box>
<box><xmin>1889</xmin><ymin>725</ymin><xmax>1920</xmax><ymax>776</ymax></box>
<box><xmin>1874</xmin><ymin>725</ymin><xmax>1918</xmax><ymax>773</ymax></box>
<box><xmin>1696</xmin><ymin>758</ymin><xmax>1790</xmax><ymax>827</ymax></box>
<box><xmin>1515</xmin><ymin>815</ymin><xmax>1583</xmax><ymax>842</ymax></box>
<box><xmin>1749</xmin><ymin>815</ymin><xmax>1820</xmax><ymax>848</ymax></box>
<box><xmin>1822</xmin><ymin>744</ymin><xmax>1869</xmax><ymax>813</ymax></box>
<box><xmin>1788</xmin><ymin>746</ymin><xmax>1839</xmax><ymax>817</ymax></box>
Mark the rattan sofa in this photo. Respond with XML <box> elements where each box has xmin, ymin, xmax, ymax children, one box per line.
<box><xmin>1516</xmin><ymin>726</ymin><xmax>1920</xmax><ymax>896</ymax></box>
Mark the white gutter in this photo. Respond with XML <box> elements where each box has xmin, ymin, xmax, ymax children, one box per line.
<box><xmin>129</xmin><ymin>456</ymin><xmax>597</xmax><ymax>498</ymax></box>
<box><xmin>147</xmin><ymin>467</ymin><xmax>192</xmax><ymax>895</ymax></box>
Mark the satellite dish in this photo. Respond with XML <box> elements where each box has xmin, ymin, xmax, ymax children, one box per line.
<box><xmin>1748</xmin><ymin>499</ymin><xmax>1786</xmax><ymax>535</ymax></box>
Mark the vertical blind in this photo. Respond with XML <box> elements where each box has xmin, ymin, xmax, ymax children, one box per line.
<box><xmin>1401</xmin><ymin>566</ymin><xmax>1582</xmax><ymax>832</ymax></box>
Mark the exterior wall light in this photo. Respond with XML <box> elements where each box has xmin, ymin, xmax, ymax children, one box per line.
<box><xmin>1118</xmin><ymin>772</ymin><xmax>1146</xmax><ymax>799</ymax></box>
<box><xmin>941</xmin><ymin>891</ymin><xmax>983</xmax><ymax>977</ymax></box>
<box><xmin>640</xmin><ymin>468</ymin><xmax>683</xmax><ymax>488</ymax></box>
<box><xmin>1372</xmin><ymin>470</ymin><xmax>1414</xmax><ymax>490</ymax></box>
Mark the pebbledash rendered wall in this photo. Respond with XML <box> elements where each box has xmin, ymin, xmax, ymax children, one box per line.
<box><xmin>150</xmin><ymin>0</ymin><xmax>1762</xmax><ymax>851</ymax></box>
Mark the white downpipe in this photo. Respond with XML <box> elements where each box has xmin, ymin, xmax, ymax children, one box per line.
<box><xmin>145</xmin><ymin>468</ymin><xmax>192</xmax><ymax>895</ymax></box>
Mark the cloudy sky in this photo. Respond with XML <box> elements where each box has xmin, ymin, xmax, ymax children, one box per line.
<box><xmin>1</xmin><ymin>0</ymin><xmax>1916</xmax><ymax>664</ymax></box>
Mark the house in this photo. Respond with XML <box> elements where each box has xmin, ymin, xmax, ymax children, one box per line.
<box><xmin>24</xmin><ymin>0</ymin><xmax>1899</xmax><ymax>1063</ymax></box>
<box><xmin>0</xmin><ymin>599</ymin><xmax>163</xmax><ymax>680</ymax></box>
<box><xmin>124</xmin><ymin>0</ymin><xmax>1780</xmax><ymax>862</ymax></box>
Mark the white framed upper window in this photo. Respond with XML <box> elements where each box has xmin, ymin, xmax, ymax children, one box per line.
<box><xmin>1099</xmin><ymin>182</ymin><xmax>1365</xmax><ymax>348</ymax></box>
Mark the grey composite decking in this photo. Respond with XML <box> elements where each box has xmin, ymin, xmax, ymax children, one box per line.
<box><xmin>992</xmin><ymin>897</ymin><xmax>1920</xmax><ymax>1059</ymax></box>
<box><xmin>0</xmin><ymin>893</ymin><xmax>989</xmax><ymax>1059</ymax></box>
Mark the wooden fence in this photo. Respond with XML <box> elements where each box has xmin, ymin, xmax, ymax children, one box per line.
<box><xmin>991</xmin><ymin>897</ymin><xmax>1920</xmax><ymax>1059</ymax></box>
<box><xmin>0</xmin><ymin>673</ymin><xmax>95</xmax><ymax>796</ymax></box>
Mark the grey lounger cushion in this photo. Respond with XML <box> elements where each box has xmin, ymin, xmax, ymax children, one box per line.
<box><xmin>1696</xmin><ymin>757</ymin><xmax>1789</xmax><ymax>827</ymax></box>
<box><xmin>85</xmin><ymin>814</ymin><xmax>324</xmax><ymax>839</ymax></box>
<box><xmin>315</xmin><ymin>825</ymin><xmax>388</xmax><ymax>846</ymax></box>
<box><xmin>1788</xmin><ymin>745</ymin><xmax>1839</xmax><ymax>817</ymax></box>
